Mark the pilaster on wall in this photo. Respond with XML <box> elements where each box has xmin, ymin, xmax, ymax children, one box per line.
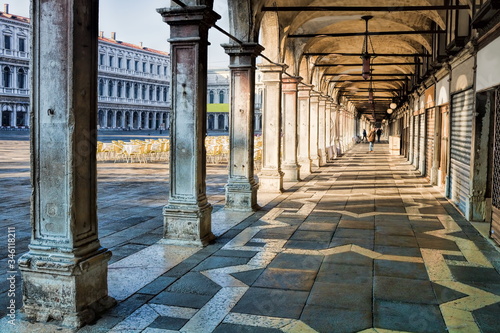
<box><xmin>318</xmin><ymin>96</ymin><xmax>327</xmax><ymax>166</ymax></box>
<box><xmin>257</xmin><ymin>63</ymin><xmax>286</xmax><ymax>193</ymax></box>
<box><xmin>20</xmin><ymin>0</ymin><xmax>115</xmax><ymax>328</ymax></box>
<box><xmin>309</xmin><ymin>91</ymin><xmax>321</xmax><ymax>167</ymax></box>
<box><xmin>159</xmin><ymin>5</ymin><xmax>220</xmax><ymax>246</ymax></box>
<box><xmin>223</xmin><ymin>43</ymin><xmax>264</xmax><ymax>211</ymax></box>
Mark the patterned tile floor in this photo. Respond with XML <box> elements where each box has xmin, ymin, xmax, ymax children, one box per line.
<box><xmin>1</xmin><ymin>138</ymin><xmax>500</xmax><ymax>332</ymax></box>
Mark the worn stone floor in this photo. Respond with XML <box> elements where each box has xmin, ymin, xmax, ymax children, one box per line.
<box><xmin>1</xmin><ymin>136</ymin><xmax>500</xmax><ymax>332</ymax></box>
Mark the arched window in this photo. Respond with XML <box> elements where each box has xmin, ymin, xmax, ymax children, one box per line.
<box><xmin>149</xmin><ymin>86</ymin><xmax>154</xmax><ymax>100</ymax></box>
<box><xmin>156</xmin><ymin>87</ymin><xmax>161</xmax><ymax>101</ymax></box>
<box><xmin>134</xmin><ymin>83</ymin><xmax>138</xmax><ymax>99</ymax></box>
<box><xmin>98</xmin><ymin>79</ymin><xmax>104</xmax><ymax>96</ymax></box>
<box><xmin>117</xmin><ymin>82</ymin><xmax>123</xmax><ymax>97</ymax></box>
<box><xmin>3</xmin><ymin>66</ymin><xmax>11</xmax><ymax>88</ymax></box>
<box><xmin>125</xmin><ymin>82</ymin><xmax>131</xmax><ymax>98</ymax></box>
<box><xmin>219</xmin><ymin>90</ymin><xmax>224</xmax><ymax>103</ymax></box>
<box><xmin>108</xmin><ymin>80</ymin><xmax>114</xmax><ymax>96</ymax></box>
<box><xmin>141</xmin><ymin>85</ymin><xmax>146</xmax><ymax>99</ymax></box>
<box><xmin>163</xmin><ymin>88</ymin><xmax>167</xmax><ymax>102</ymax></box>
<box><xmin>209</xmin><ymin>90</ymin><xmax>214</xmax><ymax>104</ymax></box>
<box><xmin>17</xmin><ymin>68</ymin><xmax>25</xmax><ymax>89</ymax></box>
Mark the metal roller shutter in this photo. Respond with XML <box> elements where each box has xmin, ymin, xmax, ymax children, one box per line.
<box><xmin>492</xmin><ymin>88</ymin><xmax>500</xmax><ymax>245</ymax></box>
<box><xmin>419</xmin><ymin>113</ymin><xmax>426</xmax><ymax>173</ymax></box>
<box><xmin>426</xmin><ymin>108</ymin><xmax>435</xmax><ymax>178</ymax></box>
<box><xmin>448</xmin><ymin>90</ymin><xmax>473</xmax><ymax>215</ymax></box>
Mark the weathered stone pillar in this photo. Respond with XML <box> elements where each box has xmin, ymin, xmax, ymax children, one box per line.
<box><xmin>19</xmin><ymin>0</ymin><xmax>115</xmax><ymax>328</ymax></box>
<box><xmin>325</xmin><ymin>99</ymin><xmax>333</xmax><ymax>160</ymax></box>
<box><xmin>309</xmin><ymin>91</ymin><xmax>320</xmax><ymax>167</ymax></box>
<box><xmin>257</xmin><ymin>63</ymin><xmax>286</xmax><ymax>192</ymax></box>
<box><xmin>223</xmin><ymin>43</ymin><xmax>263</xmax><ymax>211</ymax></box>
<box><xmin>281</xmin><ymin>76</ymin><xmax>301</xmax><ymax>181</ymax></box>
<box><xmin>158</xmin><ymin>5</ymin><xmax>220</xmax><ymax>245</ymax></box>
<box><xmin>318</xmin><ymin>96</ymin><xmax>327</xmax><ymax>166</ymax></box>
<box><xmin>298</xmin><ymin>84</ymin><xmax>312</xmax><ymax>177</ymax></box>
<box><xmin>331</xmin><ymin>103</ymin><xmax>339</xmax><ymax>158</ymax></box>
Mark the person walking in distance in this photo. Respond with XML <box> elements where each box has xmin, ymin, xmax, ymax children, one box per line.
<box><xmin>362</xmin><ymin>129</ymin><xmax>367</xmax><ymax>142</ymax></box>
<box><xmin>376</xmin><ymin>128</ymin><xmax>382</xmax><ymax>143</ymax></box>
<box><xmin>367</xmin><ymin>126</ymin><xmax>376</xmax><ymax>152</ymax></box>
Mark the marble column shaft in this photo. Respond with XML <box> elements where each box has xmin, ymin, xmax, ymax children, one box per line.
<box><xmin>298</xmin><ymin>84</ymin><xmax>312</xmax><ymax>177</ymax></box>
<box><xmin>309</xmin><ymin>91</ymin><xmax>320</xmax><ymax>167</ymax></box>
<box><xmin>159</xmin><ymin>5</ymin><xmax>220</xmax><ymax>246</ymax></box>
<box><xmin>281</xmin><ymin>76</ymin><xmax>302</xmax><ymax>182</ymax></box>
<box><xmin>257</xmin><ymin>63</ymin><xmax>286</xmax><ymax>193</ymax></box>
<box><xmin>19</xmin><ymin>0</ymin><xmax>115</xmax><ymax>328</ymax></box>
<box><xmin>223</xmin><ymin>43</ymin><xmax>263</xmax><ymax>211</ymax></box>
<box><xmin>318</xmin><ymin>96</ymin><xmax>327</xmax><ymax>166</ymax></box>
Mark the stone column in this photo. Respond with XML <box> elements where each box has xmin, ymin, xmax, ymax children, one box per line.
<box><xmin>19</xmin><ymin>0</ymin><xmax>114</xmax><ymax>328</ymax></box>
<box><xmin>281</xmin><ymin>76</ymin><xmax>301</xmax><ymax>181</ymax></box>
<box><xmin>112</xmin><ymin>111</ymin><xmax>117</xmax><ymax>128</ymax></box>
<box><xmin>298</xmin><ymin>84</ymin><xmax>312</xmax><ymax>176</ymax></box>
<box><xmin>257</xmin><ymin>63</ymin><xmax>286</xmax><ymax>192</ymax></box>
<box><xmin>330</xmin><ymin>104</ymin><xmax>338</xmax><ymax>159</ymax></box>
<box><xmin>318</xmin><ymin>96</ymin><xmax>327</xmax><ymax>166</ymax></box>
<box><xmin>158</xmin><ymin>5</ymin><xmax>219</xmax><ymax>246</ymax></box>
<box><xmin>325</xmin><ymin>99</ymin><xmax>333</xmax><ymax>160</ymax></box>
<box><xmin>223</xmin><ymin>43</ymin><xmax>263</xmax><ymax>211</ymax></box>
<box><xmin>309</xmin><ymin>91</ymin><xmax>320</xmax><ymax>167</ymax></box>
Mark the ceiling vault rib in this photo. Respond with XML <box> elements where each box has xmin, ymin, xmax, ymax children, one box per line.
<box><xmin>326</xmin><ymin>73</ymin><xmax>415</xmax><ymax>76</ymax></box>
<box><xmin>262</xmin><ymin>5</ymin><xmax>469</xmax><ymax>12</ymax></box>
<box><xmin>315</xmin><ymin>63</ymin><xmax>420</xmax><ymax>66</ymax></box>
<box><xmin>305</xmin><ymin>53</ymin><xmax>431</xmax><ymax>57</ymax></box>
<box><xmin>289</xmin><ymin>30</ymin><xmax>445</xmax><ymax>38</ymax></box>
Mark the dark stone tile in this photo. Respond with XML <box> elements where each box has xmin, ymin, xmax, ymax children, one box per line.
<box><xmin>214</xmin><ymin>249</ymin><xmax>259</xmax><ymax>258</ymax></box>
<box><xmin>431</xmin><ymin>282</ymin><xmax>468</xmax><ymax>304</ymax></box>
<box><xmin>285</xmin><ymin>240</ymin><xmax>330</xmax><ymax>250</ymax></box>
<box><xmin>338</xmin><ymin>219</ymin><xmax>374</xmax><ymax>230</ymax></box>
<box><xmin>307</xmin><ymin>281</ymin><xmax>372</xmax><ymax>312</ymax></box>
<box><xmin>375</xmin><ymin>234</ymin><xmax>419</xmax><ymax>248</ymax></box>
<box><xmin>374</xmin><ymin>260</ymin><xmax>429</xmax><ymax>280</ymax></box>
<box><xmin>330</xmin><ymin>237</ymin><xmax>374</xmax><ymax>249</ymax></box>
<box><xmin>150</xmin><ymin>291</ymin><xmax>211</xmax><ymax>309</ymax></box>
<box><xmin>473</xmin><ymin>302</ymin><xmax>500</xmax><ymax>333</ymax></box>
<box><xmin>415</xmin><ymin>235</ymin><xmax>460</xmax><ymax>251</ymax></box>
<box><xmin>231</xmin><ymin>287</ymin><xmax>308</xmax><ymax>319</ymax></box>
<box><xmin>334</xmin><ymin>228</ymin><xmax>374</xmax><ymax>239</ymax></box>
<box><xmin>167</xmin><ymin>272</ymin><xmax>221</xmax><ymax>296</ymax></box>
<box><xmin>253</xmin><ymin>227</ymin><xmax>297</xmax><ymax>240</ymax></box>
<box><xmin>374</xmin><ymin>245</ymin><xmax>422</xmax><ymax>258</ymax></box>
<box><xmin>213</xmin><ymin>323</ymin><xmax>282</xmax><ymax>333</ymax></box>
<box><xmin>253</xmin><ymin>268</ymin><xmax>317</xmax><ymax>291</ymax></box>
<box><xmin>231</xmin><ymin>269</ymin><xmax>264</xmax><ymax>286</ymax></box>
<box><xmin>149</xmin><ymin>316</ymin><xmax>188</xmax><ymax>330</ymax></box>
<box><xmin>374</xmin><ymin>300</ymin><xmax>447</xmax><ymax>333</ymax></box>
<box><xmin>298</xmin><ymin>222</ymin><xmax>338</xmax><ymax>232</ymax></box>
<box><xmin>375</xmin><ymin>225</ymin><xmax>415</xmax><ymax>237</ymax></box>
<box><xmin>317</xmin><ymin>263</ymin><xmax>372</xmax><ymax>284</ymax></box>
<box><xmin>269</xmin><ymin>253</ymin><xmax>323</xmax><ymax>271</ymax></box>
<box><xmin>192</xmin><ymin>256</ymin><xmax>250</xmax><ymax>271</ymax></box>
<box><xmin>324</xmin><ymin>252</ymin><xmax>373</xmax><ymax>266</ymax></box>
<box><xmin>301</xmin><ymin>305</ymin><xmax>372</xmax><ymax>333</ymax></box>
<box><xmin>106</xmin><ymin>293</ymin><xmax>154</xmax><ymax>318</ymax></box>
<box><xmin>138</xmin><ymin>276</ymin><xmax>176</xmax><ymax>295</ymax></box>
<box><xmin>290</xmin><ymin>230</ymin><xmax>333</xmax><ymax>242</ymax></box>
<box><xmin>374</xmin><ymin>276</ymin><xmax>438</xmax><ymax>304</ymax></box>
<box><xmin>449</xmin><ymin>265</ymin><xmax>500</xmax><ymax>284</ymax></box>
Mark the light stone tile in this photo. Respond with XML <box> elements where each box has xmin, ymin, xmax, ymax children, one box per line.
<box><xmin>201</xmin><ymin>265</ymin><xmax>251</xmax><ymax>288</ymax></box>
<box><xmin>142</xmin><ymin>328</ymin><xmax>178</xmax><ymax>333</ymax></box>
<box><xmin>212</xmin><ymin>210</ymin><xmax>253</xmax><ymax>236</ymax></box>
<box><xmin>440</xmin><ymin>305</ymin><xmax>480</xmax><ymax>333</ymax></box>
<box><xmin>378</xmin><ymin>254</ymin><xmax>424</xmax><ymax>263</ymax></box>
<box><xmin>110</xmin><ymin>304</ymin><xmax>158</xmax><ymax>331</ymax></box>
<box><xmin>282</xmin><ymin>320</ymin><xmax>318</xmax><ymax>333</ymax></box>
<box><xmin>108</xmin><ymin>244</ymin><xmax>199</xmax><ymax>300</ymax></box>
<box><xmin>149</xmin><ymin>304</ymin><xmax>198</xmax><ymax>319</ymax></box>
<box><xmin>180</xmin><ymin>287</ymin><xmax>248</xmax><ymax>332</ymax></box>
<box><xmin>223</xmin><ymin>312</ymin><xmax>294</xmax><ymax>329</ymax></box>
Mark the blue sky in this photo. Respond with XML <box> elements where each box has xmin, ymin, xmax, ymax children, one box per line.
<box><xmin>12</xmin><ymin>0</ymin><xmax>229</xmax><ymax>68</ymax></box>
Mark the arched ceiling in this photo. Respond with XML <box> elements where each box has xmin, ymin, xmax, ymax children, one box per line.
<box><xmin>242</xmin><ymin>0</ymin><xmax>467</xmax><ymax>122</ymax></box>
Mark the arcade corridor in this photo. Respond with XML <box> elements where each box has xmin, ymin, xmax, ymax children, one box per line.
<box><xmin>3</xmin><ymin>141</ymin><xmax>500</xmax><ymax>332</ymax></box>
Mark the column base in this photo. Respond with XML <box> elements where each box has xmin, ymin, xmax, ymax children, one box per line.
<box><xmin>298</xmin><ymin>158</ymin><xmax>312</xmax><ymax>178</ymax></box>
<box><xmin>162</xmin><ymin>203</ymin><xmax>214</xmax><ymax>246</ymax></box>
<box><xmin>318</xmin><ymin>150</ymin><xmax>327</xmax><ymax>166</ymax></box>
<box><xmin>225</xmin><ymin>180</ymin><xmax>259</xmax><ymax>211</ymax></box>
<box><xmin>258</xmin><ymin>169</ymin><xmax>284</xmax><ymax>193</ymax></box>
<box><xmin>19</xmin><ymin>248</ymin><xmax>115</xmax><ymax>329</ymax></box>
<box><xmin>282</xmin><ymin>163</ymin><xmax>301</xmax><ymax>182</ymax></box>
<box><xmin>310</xmin><ymin>156</ymin><xmax>320</xmax><ymax>168</ymax></box>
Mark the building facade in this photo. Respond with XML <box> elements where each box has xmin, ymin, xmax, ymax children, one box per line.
<box><xmin>0</xmin><ymin>6</ymin><xmax>171</xmax><ymax>130</ymax></box>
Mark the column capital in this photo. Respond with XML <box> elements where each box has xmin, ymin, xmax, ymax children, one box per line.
<box><xmin>158</xmin><ymin>6</ymin><xmax>220</xmax><ymax>39</ymax></box>
<box><xmin>222</xmin><ymin>42</ymin><xmax>264</xmax><ymax>57</ymax></box>
<box><xmin>298</xmin><ymin>82</ymin><xmax>314</xmax><ymax>91</ymax></box>
<box><xmin>257</xmin><ymin>62</ymin><xmax>288</xmax><ymax>73</ymax></box>
<box><xmin>310</xmin><ymin>90</ymin><xmax>322</xmax><ymax>98</ymax></box>
<box><xmin>282</xmin><ymin>76</ymin><xmax>302</xmax><ymax>92</ymax></box>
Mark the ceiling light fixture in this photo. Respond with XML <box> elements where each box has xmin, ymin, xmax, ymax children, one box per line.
<box><xmin>361</xmin><ymin>15</ymin><xmax>374</xmax><ymax>80</ymax></box>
